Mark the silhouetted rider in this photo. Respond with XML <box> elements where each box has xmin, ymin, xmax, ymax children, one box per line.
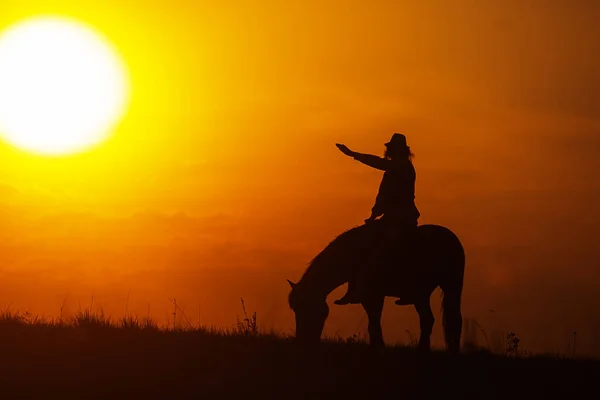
<box><xmin>334</xmin><ymin>133</ymin><xmax>420</xmax><ymax>305</ymax></box>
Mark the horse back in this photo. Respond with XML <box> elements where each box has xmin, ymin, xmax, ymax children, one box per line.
<box><xmin>380</xmin><ymin>224</ymin><xmax>465</xmax><ymax>292</ymax></box>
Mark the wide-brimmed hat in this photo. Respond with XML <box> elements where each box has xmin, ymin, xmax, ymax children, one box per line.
<box><xmin>385</xmin><ymin>133</ymin><xmax>408</xmax><ymax>149</ymax></box>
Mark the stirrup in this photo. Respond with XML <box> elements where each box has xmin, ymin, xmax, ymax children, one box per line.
<box><xmin>334</xmin><ymin>296</ymin><xmax>361</xmax><ymax>305</ymax></box>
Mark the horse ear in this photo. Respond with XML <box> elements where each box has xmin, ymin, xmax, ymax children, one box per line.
<box><xmin>287</xmin><ymin>279</ymin><xmax>297</xmax><ymax>289</ymax></box>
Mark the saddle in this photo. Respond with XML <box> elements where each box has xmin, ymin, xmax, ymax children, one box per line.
<box><xmin>368</xmin><ymin>219</ymin><xmax>419</xmax><ymax>258</ymax></box>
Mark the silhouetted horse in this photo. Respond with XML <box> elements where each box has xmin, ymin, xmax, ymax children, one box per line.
<box><xmin>287</xmin><ymin>221</ymin><xmax>465</xmax><ymax>354</ymax></box>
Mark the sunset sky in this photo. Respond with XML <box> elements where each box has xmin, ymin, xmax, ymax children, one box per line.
<box><xmin>0</xmin><ymin>0</ymin><xmax>599</xmax><ymax>354</ymax></box>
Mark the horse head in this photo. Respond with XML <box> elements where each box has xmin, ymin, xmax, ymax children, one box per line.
<box><xmin>287</xmin><ymin>279</ymin><xmax>329</xmax><ymax>345</ymax></box>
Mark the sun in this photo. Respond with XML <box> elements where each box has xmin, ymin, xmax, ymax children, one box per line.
<box><xmin>0</xmin><ymin>17</ymin><xmax>130</xmax><ymax>156</ymax></box>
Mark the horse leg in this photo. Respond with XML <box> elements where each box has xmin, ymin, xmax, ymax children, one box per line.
<box><xmin>362</xmin><ymin>296</ymin><xmax>385</xmax><ymax>349</ymax></box>
<box><xmin>414</xmin><ymin>297</ymin><xmax>434</xmax><ymax>353</ymax></box>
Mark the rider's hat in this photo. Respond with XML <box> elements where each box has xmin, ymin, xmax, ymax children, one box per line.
<box><xmin>385</xmin><ymin>133</ymin><xmax>408</xmax><ymax>149</ymax></box>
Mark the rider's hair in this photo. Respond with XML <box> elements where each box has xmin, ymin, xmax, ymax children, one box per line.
<box><xmin>385</xmin><ymin>146</ymin><xmax>414</xmax><ymax>161</ymax></box>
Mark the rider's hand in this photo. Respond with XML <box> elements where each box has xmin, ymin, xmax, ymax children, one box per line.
<box><xmin>336</xmin><ymin>143</ymin><xmax>354</xmax><ymax>157</ymax></box>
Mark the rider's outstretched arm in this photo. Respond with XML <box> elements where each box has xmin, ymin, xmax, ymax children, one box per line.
<box><xmin>351</xmin><ymin>152</ymin><xmax>390</xmax><ymax>171</ymax></box>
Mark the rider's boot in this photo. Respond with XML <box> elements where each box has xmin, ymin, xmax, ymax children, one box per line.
<box><xmin>394</xmin><ymin>297</ymin><xmax>414</xmax><ymax>306</ymax></box>
<box><xmin>334</xmin><ymin>283</ymin><xmax>362</xmax><ymax>305</ymax></box>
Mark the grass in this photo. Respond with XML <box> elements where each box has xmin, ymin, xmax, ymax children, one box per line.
<box><xmin>0</xmin><ymin>305</ymin><xmax>597</xmax><ymax>399</ymax></box>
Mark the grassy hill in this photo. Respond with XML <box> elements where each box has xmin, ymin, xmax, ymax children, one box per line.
<box><xmin>0</xmin><ymin>309</ymin><xmax>597</xmax><ymax>399</ymax></box>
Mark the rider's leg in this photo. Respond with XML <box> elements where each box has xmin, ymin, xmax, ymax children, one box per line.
<box><xmin>334</xmin><ymin>273</ymin><xmax>362</xmax><ymax>305</ymax></box>
<box><xmin>334</xmin><ymin>222</ymin><xmax>388</xmax><ymax>305</ymax></box>
<box><xmin>335</xmin><ymin>220</ymin><xmax>398</xmax><ymax>305</ymax></box>
<box><xmin>394</xmin><ymin>219</ymin><xmax>419</xmax><ymax>305</ymax></box>
<box><xmin>334</xmin><ymin>241</ymin><xmax>385</xmax><ymax>305</ymax></box>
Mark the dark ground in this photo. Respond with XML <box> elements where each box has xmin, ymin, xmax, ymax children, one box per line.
<box><xmin>0</xmin><ymin>315</ymin><xmax>597</xmax><ymax>399</ymax></box>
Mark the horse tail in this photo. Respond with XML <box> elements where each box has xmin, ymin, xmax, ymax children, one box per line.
<box><xmin>440</xmin><ymin>243</ymin><xmax>465</xmax><ymax>355</ymax></box>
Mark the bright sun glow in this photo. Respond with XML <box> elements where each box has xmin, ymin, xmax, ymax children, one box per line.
<box><xmin>0</xmin><ymin>17</ymin><xmax>130</xmax><ymax>156</ymax></box>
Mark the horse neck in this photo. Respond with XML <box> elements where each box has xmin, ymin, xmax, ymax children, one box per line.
<box><xmin>297</xmin><ymin>261</ymin><xmax>349</xmax><ymax>300</ymax></box>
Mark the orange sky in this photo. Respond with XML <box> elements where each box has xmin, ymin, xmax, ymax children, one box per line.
<box><xmin>0</xmin><ymin>0</ymin><xmax>599</xmax><ymax>354</ymax></box>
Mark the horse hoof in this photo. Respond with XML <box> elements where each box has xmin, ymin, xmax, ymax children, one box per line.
<box><xmin>417</xmin><ymin>343</ymin><xmax>431</xmax><ymax>355</ymax></box>
<box><xmin>448</xmin><ymin>349</ymin><xmax>460</xmax><ymax>357</ymax></box>
<box><xmin>368</xmin><ymin>343</ymin><xmax>386</xmax><ymax>356</ymax></box>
